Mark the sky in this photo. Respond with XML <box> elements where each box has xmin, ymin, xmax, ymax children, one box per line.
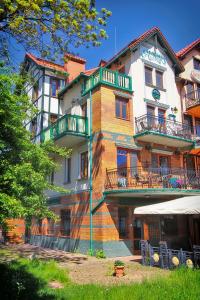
<box><xmin>9</xmin><ymin>0</ymin><xmax>200</xmax><ymax>70</ymax></box>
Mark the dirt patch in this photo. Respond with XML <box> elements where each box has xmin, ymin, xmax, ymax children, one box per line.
<box><xmin>0</xmin><ymin>244</ymin><xmax>169</xmax><ymax>286</ymax></box>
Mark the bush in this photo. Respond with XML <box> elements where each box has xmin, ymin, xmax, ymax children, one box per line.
<box><xmin>95</xmin><ymin>249</ymin><xmax>106</xmax><ymax>259</ymax></box>
<box><xmin>114</xmin><ymin>260</ymin><xmax>125</xmax><ymax>267</ymax></box>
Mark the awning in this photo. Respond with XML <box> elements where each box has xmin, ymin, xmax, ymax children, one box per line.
<box><xmin>134</xmin><ymin>196</ymin><xmax>200</xmax><ymax>215</ymax></box>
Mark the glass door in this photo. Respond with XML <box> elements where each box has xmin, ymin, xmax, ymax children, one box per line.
<box><xmin>159</xmin><ymin>156</ymin><xmax>170</xmax><ymax>175</ymax></box>
<box><xmin>133</xmin><ymin>218</ymin><xmax>143</xmax><ymax>253</ymax></box>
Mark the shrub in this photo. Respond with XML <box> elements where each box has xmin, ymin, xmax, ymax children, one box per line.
<box><xmin>95</xmin><ymin>249</ymin><xmax>106</xmax><ymax>259</ymax></box>
<box><xmin>114</xmin><ymin>260</ymin><xmax>125</xmax><ymax>267</ymax></box>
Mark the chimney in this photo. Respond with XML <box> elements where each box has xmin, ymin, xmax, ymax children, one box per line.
<box><xmin>64</xmin><ymin>53</ymin><xmax>86</xmax><ymax>83</ymax></box>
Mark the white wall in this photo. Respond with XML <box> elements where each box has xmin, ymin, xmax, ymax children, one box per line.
<box><xmin>123</xmin><ymin>38</ymin><xmax>182</xmax><ymax>128</ymax></box>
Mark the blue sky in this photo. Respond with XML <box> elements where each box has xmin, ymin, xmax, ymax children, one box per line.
<box><xmin>10</xmin><ymin>0</ymin><xmax>200</xmax><ymax>70</ymax></box>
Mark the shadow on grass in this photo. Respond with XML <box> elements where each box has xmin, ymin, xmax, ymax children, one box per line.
<box><xmin>0</xmin><ymin>261</ymin><xmax>56</xmax><ymax>300</ymax></box>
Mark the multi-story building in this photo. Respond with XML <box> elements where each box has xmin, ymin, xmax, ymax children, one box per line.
<box><xmin>11</xmin><ymin>27</ymin><xmax>200</xmax><ymax>256</ymax></box>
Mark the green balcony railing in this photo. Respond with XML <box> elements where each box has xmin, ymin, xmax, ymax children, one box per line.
<box><xmin>82</xmin><ymin>67</ymin><xmax>132</xmax><ymax>95</ymax></box>
<box><xmin>41</xmin><ymin>114</ymin><xmax>88</xmax><ymax>142</ymax></box>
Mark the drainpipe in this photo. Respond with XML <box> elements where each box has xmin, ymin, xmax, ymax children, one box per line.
<box><xmin>89</xmin><ymin>90</ymin><xmax>93</xmax><ymax>253</ymax></box>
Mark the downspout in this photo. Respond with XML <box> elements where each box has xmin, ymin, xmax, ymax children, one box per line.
<box><xmin>89</xmin><ymin>90</ymin><xmax>93</xmax><ymax>253</ymax></box>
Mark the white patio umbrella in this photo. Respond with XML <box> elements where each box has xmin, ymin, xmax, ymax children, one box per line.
<box><xmin>134</xmin><ymin>196</ymin><xmax>200</xmax><ymax>215</ymax></box>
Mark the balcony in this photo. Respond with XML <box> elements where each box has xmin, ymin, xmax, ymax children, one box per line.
<box><xmin>41</xmin><ymin>114</ymin><xmax>88</xmax><ymax>147</ymax></box>
<box><xmin>82</xmin><ymin>67</ymin><xmax>132</xmax><ymax>96</ymax></box>
<box><xmin>134</xmin><ymin>115</ymin><xmax>193</xmax><ymax>148</ymax></box>
<box><xmin>105</xmin><ymin>167</ymin><xmax>200</xmax><ymax>192</ymax></box>
<box><xmin>185</xmin><ymin>90</ymin><xmax>200</xmax><ymax>116</ymax></box>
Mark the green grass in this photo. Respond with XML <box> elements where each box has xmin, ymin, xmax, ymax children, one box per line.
<box><xmin>0</xmin><ymin>257</ymin><xmax>199</xmax><ymax>300</ymax></box>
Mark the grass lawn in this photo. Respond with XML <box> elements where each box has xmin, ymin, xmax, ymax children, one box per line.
<box><xmin>0</xmin><ymin>257</ymin><xmax>199</xmax><ymax>300</ymax></box>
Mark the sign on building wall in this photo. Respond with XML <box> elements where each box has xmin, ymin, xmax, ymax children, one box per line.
<box><xmin>140</xmin><ymin>46</ymin><xmax>167</xmax><ymax>66</ymax></box>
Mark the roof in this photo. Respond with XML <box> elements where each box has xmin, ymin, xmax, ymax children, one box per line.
<box><xmin>25</xmin><ymin>53</ymin><xmax>66</xmax><ymax>72</ymax></box>
<box><xmin>105</xmin><ymin>27</ymin><xmax>184</xmax><ymax>73</ymax></box>
<box><xmin>64</xmin><ymin>53</ymin><xmax>86</xmax><ymax>64</ymax></box>
<box><xmin>176</xmin><ymin>38</ymin><xmax>200</xmax><ymax>59</ymax></box>
<box><xmin>84</xmin><ymin>67</ymin><xmax>99</xmax><ymax>76</ymax></box>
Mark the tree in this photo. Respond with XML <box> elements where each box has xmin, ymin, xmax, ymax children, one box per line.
<box><xmin>0</xmin><ymin>0</ymin><xmax>111</xmax><ymax>62</ymax></box>
<box><xmin>0</xmin><ymin>67</ymin><xmax>70</xmax><ymax>230</ymax></box>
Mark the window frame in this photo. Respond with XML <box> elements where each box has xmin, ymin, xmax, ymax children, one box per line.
<box><xmin>64</xmin><ymin>157</ymin><xmax>71</xmax><ymax>184</ymax></box>
<box><xmin>115</xmin><ymin>97</ymin><xmax>130</xmax><ymax>120</ymax></box>
<box><xmin>80</xmin><ymin>151</ymin><xmax>88</xmax><ymax>179</ymax></box>
<box><xmin>60</xmin><ymin>210</ymin><xmax>71</xmax><ymax>236</ymax></box>
<box><xmin>50</xmin><ymin>78</ymin><xmax>60</xmax><ymax>97</ymax></box>
<box><xmin>156</xmin><ymin>70</ymin><xmax>164</xmax><ymax>89</ymax></box>
<box><xmin>193</xmin><ymin>58</ymin><xmax>200</xmax><ymax>71</ymax></box>
<box><xmin>144</xmin><ymin>66</ymin><xmax>153</xmax><ymax>86</ymax></box>
<box><xmin>118</xmin><ymin>207</ymin><xmax>128</xmax><ymax>239</ymax></box>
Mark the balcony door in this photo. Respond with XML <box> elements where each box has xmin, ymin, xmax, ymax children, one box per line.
<box><xmin>195</xmin><ymin>118</ymin><xmax>200</xmax><ymax>137</ymax></box>
<box><xmin>147</xmin><ymin>106</ymin><xmax>155</xmax><ymax>128</ymax></box>
<box><xmin>152</xmin><ymin>154</ymin><xmax>170</xmax><ymax>175</ymax></box>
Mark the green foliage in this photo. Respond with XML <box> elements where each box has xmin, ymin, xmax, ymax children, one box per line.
<box><xmin>0</xmin><ymin>68</ymin><xmax>70</xmax><ymax>228</ymax></box>
<box><xmin>87</xmin><ymin>249</ymin><xmax>94</xmax><ymax>256</ymax></box>
<box><xmin>114</xmin><ymin>260</ymin><xmax>125</xmax><ymax>267</ymax></box>
<box><xmin>0</xmin><ymin>256</ymin><xmax>200</xmax><ymax>300</ymax></box>
<box><xmin>95</xmin><ymin>249</ymin><xmax>106</xmax><ymax>259</ymax></box>
<box><xmin>0</xmin><ymin>0</ymin><xmax>111</xmax><ymax>61</ymax></box>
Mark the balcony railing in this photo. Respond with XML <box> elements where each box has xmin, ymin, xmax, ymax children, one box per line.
<box><xmin>41</xmin><ymin>114</ymin><xmax>88</xmax><ymax>142</ymax></box>
<box><xmin>185</xmin><ymin>90</ymin><xmax>200</xmax><ymax>110</ymax></box>
<box><xmin>135</xmin><ymin>115</ymin><xmax>192</xmax><ymax>140</ymax></box>
<box><xmin>82</xmin><ymin>67</ymin><xmax>132</xmax><ymax>95</ymax></box>
<box><xmin>105</xmin><ymin>167</ymin><xmax>200</xmax><ymax>190</ymax></box>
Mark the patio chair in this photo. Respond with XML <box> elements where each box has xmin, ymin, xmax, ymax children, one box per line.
<box><xmin>149</xmin><ymin>244</ymin><xmax>160</xmax><ymax>267</ymax></box>
<box><xmin>159</xmin><ymin>241</ymin><xmax>169</xmax><ymax>269</ymax></box>
<box><xmin>168</xmin><ymin>249</ymin><xmax>182</xmax><ymax>269</ymax></box>
<box><xmin>193</xmin><ymin>245</ymin><xmax>200</xmax><ymax>267</ymax></box>
<box><xmin>180</xmin><ymin>249</ymin><xmax>194</xmax><ymax>268</ymax></box>
<box><xmin>140</xmin><ymin>240</ymin><xmax>149</xmax><ymax>266</ymax></box>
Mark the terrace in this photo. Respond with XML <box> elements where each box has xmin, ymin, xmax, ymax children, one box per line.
<box><xmin>105</xmin><ymin>166</ymin><xmax>200</xmax><ymax>191</ymax></box>
<box><xmin>134</xmin><ymin>115</ymin><xmax>193</xmax><ymax>148</ymax></box>
<box><xmin>81</xmin><ymin>67</ymin><xmax>132</xmax><ymax>96</ymax></box>
<box><xmin>41</xmin><ymin>114</ymin><xmax>88</xmax><ymax>147</ymax></box>
<box><xmin>185</xmin><ymin>90</ymin><xmax>200</xmax><ymax>115</ymax></box>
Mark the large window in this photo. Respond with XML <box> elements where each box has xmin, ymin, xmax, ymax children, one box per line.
<box><xmin>118</xmin><ymin>208</ymin><xmax>128</xmax><ymax>238</ymax></box>
<box><xmin>64</xmin><ymin>157</ymin><xmax>71</xmax><ymax>183</ymax></box>
<box><xmin>145</xmin><ymin>66</ymin><xmax>153</xmax><ymax>85</ymax></box>
<box><xmin>80</xmin><ymin>151</ymin><xmax>88</xmax><ymax>179</ymax></box>
<box><xmin>186</xmin><ymin>82</ymin><xmax>194</xmax><ymax>96</ymax></box>
<box><xmin>115</xmin><ymin>97</ymin><xmax>129</xmax><ymax>120</ymax></box>
<box><xmin>51</xmin><ymin>78</ymin><xmax>60</xmax><ymax>97</ymax></box>
<box><xmin>156</xmin><ymin>70</ymin><xmax>163</xmax><ymax>89</ymax></box>
<box><xmin>161</xmin><ymin>216</ymin><xmax>178</xmax><ymax>237</ymax></box>
<box><xmin>60</xmin><ymin>210</ymin><xmax>71</xmax><ymax>236</ymax></box>
<box><xmin>158</xmin><ymin>108</ymin><xmax>165</xmax><ymax>125</ymax></box>
<box><xmin>32</xmin><ymin>83</ymin><xmax>39</xmax><ymax>101</ymax></box>
<box><xmin>193</xmin><ymin>58</ymin><xmax>200</xmax><ymax>71</ymax></box>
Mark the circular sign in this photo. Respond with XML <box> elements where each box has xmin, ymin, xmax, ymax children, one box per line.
<box><xmin>152</xmin><ymin>88</ymin><xmax>160</xmax><ymax>100</ymax></box>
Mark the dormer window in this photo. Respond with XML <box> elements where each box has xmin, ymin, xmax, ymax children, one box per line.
<box><xmin>193</xmin><ymin>58</ymin><xmax>200</xmax><ymax>71</ymax></box>
<box><xmin>51</xmin><ymin>78</ymin><xmax>60</xmax><ymax>97</ymax></box>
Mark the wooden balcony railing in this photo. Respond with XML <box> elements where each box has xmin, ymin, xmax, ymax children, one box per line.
<box><xmin>135</xmin><ymin>114</ymin><xmax>192</xmax><ymax>140</ymax></box>
<box><xmin>41</xmin><ymin>114</ymin><xmax>88</xmax><ymax>142</ymax></box>
<box><xmin>82</xmin><ymin>67</ymin><xmax>132</xmax><ymax>95</ymax></box>
<box><xmin>105</xmin><ymin>167</ymin><xmax>200</xmax><ymax>190</ymax></box>
<box><xmin>185</xmin><ymin>90</ymin><xmax>200</xmax><ymax>110</ymax></box>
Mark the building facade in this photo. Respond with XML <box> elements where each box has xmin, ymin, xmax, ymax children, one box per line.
<box><xmin>11</xmin><ymin>27</ymin><xmax>200</xmax><ymax>256</ymax></box>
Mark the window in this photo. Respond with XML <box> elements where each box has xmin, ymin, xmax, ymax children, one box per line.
<box><xmin>81</xmin><ymin>103</ymin><xmax>87</xmax><ymax>117</ymax></box>
<box><xmin>32</xmin><ymin>83</ymin><xmax>39</xmax><ymax>101</ymax></box>
<box><xmin>115</xmin><ymin>97</ymin><xmax>129</xmax><ymax>120</ymax></box>
<box><xmin>51</xmin><ymin>78</ymin><xmax>60</xmax><ymax>97</ymax></box>
<box><xmin>147</xmin><ymin>105</ymin><xmax>155</xmax><ymax>127</ymax></box>
<box><xmin>80</xmin><ymin>151</ymin><xmax>88</xmax><ymax>178</ymax></box>
<box><xmin>158</xmin><ymin>109</ymin><xmax>165</xmax><ymax>125</ymax></box>
<box><xmin>50</xmin><ymin>171</ymin><xmax>54</xmax><ymax>185</ymax></box>
<box><xmin>161</xmin><ymin>216</ymin><xmax>178</xmax><ymax>236</ymax></box>
<box><xmin>31</xmin><ymin>118</ymin><xmax>37</xmax><ymax>136</ymax></box>
<box><xmin>184</xmin><ymin>115</ymin><xmax>193</xmax><ymax>134</ymax></box>
<box><xmin>49</xmin><ymin>114</ymin><xmax>58</xmax><ymax>124</ymax></box>
<box><xmin>193</xmin><ymin>58</ymin><xmax>200</xmax><ymax>71</ymax></box>
<box><xmin>47</xmin><ymin>218</ymin><xmax>54</xmax><ymax>235</ymax></box>
<box><xmin>118</xmin><ymin>208</ymin><xmax>128</xmax><ymax>238</ymax></box>
<box><xmin>186</xmin><ymin>82</ymin><xmax>194</xmax><ymax>97</ymax></box>
<box><xmin>60</xmin><ymin>210</ymin><xmax>71</xmax><ymax>236</ymax></box>
<box><xmin>145</xmin><ymin>66</ymin><xmax>153</xmax><ymax>85</ymax></box>
<box><xmin>156</xmin><ymin>70</ymin><xmax>163</xmax><ymax>89</ymax></box>
<box><xmin>64</xmin><ymin>157</ymin><xmax>71</xmax><ymax>183</ymax></box>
